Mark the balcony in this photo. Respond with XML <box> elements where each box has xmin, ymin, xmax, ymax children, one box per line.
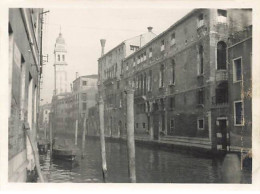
<box><xmin>211</xmin><ymin>96</ymin><xmax>228</xmax><ymax>107</ymax></box>
<box><xmin>216</xmin><ymin>70</ymin><xmax>228</xmax><ymax>82</ymax></box>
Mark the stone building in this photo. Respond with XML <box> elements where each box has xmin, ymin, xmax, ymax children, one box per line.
<box><xmin>98</xmin><ymin>27</ymin><xmax>157</xmax><ymax>137</ymax></box>
<box><xmin>8</xmin><ymin>8</ymin><xmax>43</xmax><ymax>182</ymax></box>
<box><xmin>72</xmin><ymin>74</ymin><xmax>98</xmax><ymax>134</ymax></box>
<box><xmin>98</xmin><ymin>9</ymin><xmax>252</xmax><ymax>153</ymax></box>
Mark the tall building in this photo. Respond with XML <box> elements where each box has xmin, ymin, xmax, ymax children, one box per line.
<box><xmin>54</xmin><ymin>31</ymin><xmax>68</xmax><ymax>95</ymax></box>
<box><xmin>8</xmin><ymin>8</ymin><xmax>43</xmax><ymax>182</ymax></box>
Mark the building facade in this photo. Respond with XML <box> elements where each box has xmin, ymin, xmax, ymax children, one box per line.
<box><xmin>72</xmin><ymin>74</ymin><xmax>98</xmax><ymax>135</ymax></box>
<box><xmin>227</xmin><ymin>25</ymin><xmax>252</xmax><ymax>151</ymax></box>
<box><xmin>98</xmin><ymin>9</ymin><xmax>252</xmax><ymax>153</ymax></box>
<box><xmin>98</xmin><ymin>27</ymin><xmax>157</xmax><ymax>137</ymax></box>
<box><xmin>8</xmin><ymin>8</ymin><xmax>43</xmax><ymax>182</ymax></box>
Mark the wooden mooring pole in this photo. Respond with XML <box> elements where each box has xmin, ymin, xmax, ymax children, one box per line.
<box><xmin>99</xmin><ymin>97</ymin><xmax>108</xmax><ymax>182</ymax></box>
<box><xmin>75</xmin><ymin>120</ymin><xmax>78</xmax><ymax>145</ymax></box>
<box><xmin>82</xmin><ymin>117</ymin><xmax>87</xmax><ymax>158</ymax></box>
<box><xmin>125</xmin><ymin>88</ymin><xmax>136</xmax><ymax>183</ymax></box>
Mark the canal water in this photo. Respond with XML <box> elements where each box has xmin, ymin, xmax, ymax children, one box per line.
<box><xmin>39</xmin><ymin>137</ymin><xmax>251</xmax><ymax>183</ymax></box>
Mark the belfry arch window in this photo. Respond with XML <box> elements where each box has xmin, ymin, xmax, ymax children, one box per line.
<box><xmin>217</xmin><ymin>41</ymin><xmax>227</xmax><ymax>70</ymax></box>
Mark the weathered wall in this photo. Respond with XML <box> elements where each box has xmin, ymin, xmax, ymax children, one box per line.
<box><xmin>228</xmin><ymin>36</ymin><xmax>252</xmax><ymax>148</ymax></box>
<box><xmin>9</xmin><ymin>8</ymin><xmax>42</xmax><ymax>182</ymax></box>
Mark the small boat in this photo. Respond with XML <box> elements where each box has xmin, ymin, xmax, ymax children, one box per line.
<box><xmin>52</xmin><ymin>138</ymin><xmax>79</xmax><ymax>161</ymax></box>
<box><xmin>37</xmin><ymin>139</ymin><xmax>50</xmax><ymax>154</ymax></box>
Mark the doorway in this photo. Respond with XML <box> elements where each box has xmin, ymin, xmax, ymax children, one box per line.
<box><xmin>218</xmin><ymin>118</ymin><xmax>228</xmax><ymax>151</ymax></box>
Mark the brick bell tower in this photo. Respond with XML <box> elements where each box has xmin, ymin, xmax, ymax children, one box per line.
<box><xmin>54</xmin><ymin>30</ymin><xmax>68</xmax><ymax>95</ymax></box>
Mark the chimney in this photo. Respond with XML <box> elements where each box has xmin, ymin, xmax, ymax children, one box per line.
<box><xmin>147</xmin><ymin>26</ymin><xmax>153</xmax><ymax>32</ymax></box>
<box><xmin>76</xmin><ymin>72</ymin><xmax>79</xmax><ymax>79</ymax></box>
<box><xmin>100</xmin><ymin>39</ymin><xmax>106</xmax><ymax>57</ymax></box>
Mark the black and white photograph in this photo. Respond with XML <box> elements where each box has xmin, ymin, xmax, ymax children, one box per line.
<box><xmin>1</xmin><ymin>0</ymin><xmax>260</xmax><ymax>191</ymax></box>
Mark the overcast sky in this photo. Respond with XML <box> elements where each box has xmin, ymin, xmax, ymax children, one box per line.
<box><xmin>40</xmin><ymin>7</ymin><xmax>192</xmax><ymax>104</ymax></box>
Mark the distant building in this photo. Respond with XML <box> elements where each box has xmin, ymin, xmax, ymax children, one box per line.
<box><xmin>72</xmin><ymin>74</ymin><xmax>98</xmax><ymax>134</ymax></box>
<box><xmin>38</xmin><ymin>103</ymin><xmax>52</xmax><ymax>138</ymax></box>
<box><xmin>8</xmin><ymin>8</ymin><xmax>43</xmax><ymax>182</ymax></box>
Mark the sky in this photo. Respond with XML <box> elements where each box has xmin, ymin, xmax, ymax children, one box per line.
<box><xmin>40</xmin><ymin>7</ymin><xmax>192</xmax><ymax>104</ymax></box>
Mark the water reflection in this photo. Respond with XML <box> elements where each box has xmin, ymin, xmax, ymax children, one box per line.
<box><xmin>39</xmin><ymin>138</ymin><xmax>251</xmax><ymax>183</ymax></box>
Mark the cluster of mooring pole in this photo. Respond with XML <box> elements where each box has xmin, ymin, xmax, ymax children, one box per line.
<box><xmin>98</xmin><ymin>39</ymin><xmax>136</xmax><ymax>183</ymax></box>
<box><xmin>98</xmin><ymin>87</ymin><xmax>136</xmax><ymax>183</ymax></box>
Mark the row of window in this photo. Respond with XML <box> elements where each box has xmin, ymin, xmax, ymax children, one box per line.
<box><xmin>127</xmin><ymin>42</ymin><xmax>242</xmax><ymax>93</ymax></box>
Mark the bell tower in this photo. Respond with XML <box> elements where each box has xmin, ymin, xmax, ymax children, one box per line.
<box><xmin>54</xmin><ymin>31</ymin><xmax>68</xmax><ymax>95</ymax></box>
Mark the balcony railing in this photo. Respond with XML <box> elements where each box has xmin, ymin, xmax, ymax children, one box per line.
<box><xmin>211</xmin><ymin>96</ymin><xmax>228</xmax><ymax>106</ymax></box>
<box><xmin>216</xmin><ymin>70</ymin><xmax>228</xmax><ymax>82</ymax></box>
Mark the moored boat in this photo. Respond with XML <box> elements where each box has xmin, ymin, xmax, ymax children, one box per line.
<box><xmin>52</xmin><ymin>138</ymin><xmax>79</xmax><ymax>161</ymax></box>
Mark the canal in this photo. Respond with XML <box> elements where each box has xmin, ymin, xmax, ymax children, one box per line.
<box><xmin>39</xmin><ymin>137</ymin><xmax>251</xmax><ymax>183</ymax></box>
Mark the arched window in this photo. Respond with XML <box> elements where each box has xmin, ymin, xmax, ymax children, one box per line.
<box><xmin>217</xmin><ymin>41</ymin><xmax>227</xmax><ymax>70</ymax></box>
<box><xmin>62</xmin><ymin>55</ymin><xmax>65</xmax><ymax>61</ymax></box>
<box><xmin>58</xmin><ymin>54</ymin><xmax>60</xmax><ymax>61</ymax></box>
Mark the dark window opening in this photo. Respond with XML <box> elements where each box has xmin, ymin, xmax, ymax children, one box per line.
<box><xmin>172</xmin><ymin>59</ymin><xmax>175</xmax><ymax>84</ymax></box>
<box><xmin>234</xmin><ymin>58</ymin><xmax>242</xmax><ymax>81</ymax></box>
<box><xmin>218</xmin><ymin>9</ymin><xmax>227</xmax><ymax>17</ymax></box>
<box><xmin>169</xmin><ymin>96</ymin><xmax>175</xmax><ymax>109</ymax></box>
<box><xmin>153</xmin><ymin>103</ymin><xmax>159</xmax><ymax>111</ymax></box>
<box><xmin>217</xmin><ymin>41</ymin><xmax>227</xmax><ymax>70</ymax></box>
<box><xmin>198</xmin><ymin>89</ymin><xmax>204</xmax><ymax>105</ymax></box>
<box><xmin>198</xmin><ymin>119</ymin><xmax>204</xmax><ymax>129</ymax></box>
<box><xmin>199</xmin><ymin>45</ymin><xmax>204</xmax><ymax>74</ymax></box>
<box><xmin>235</xmin><ymin>101</ymin><xmax>243</xmax><ymax>125</ymax></box>
<box><xmin>160</xmin><ymin>64</ymin><xmax>165</xmax><ymax>88</ymax></box>
<box><xmin>82</xmin><ymin>81</ymin><xmax>87</xmax><ymax>86</ymax></box>
<box><xmin>215</xmin><ymin>82</ymin><xmax>228</xmax><ymax>104</ymax></box>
